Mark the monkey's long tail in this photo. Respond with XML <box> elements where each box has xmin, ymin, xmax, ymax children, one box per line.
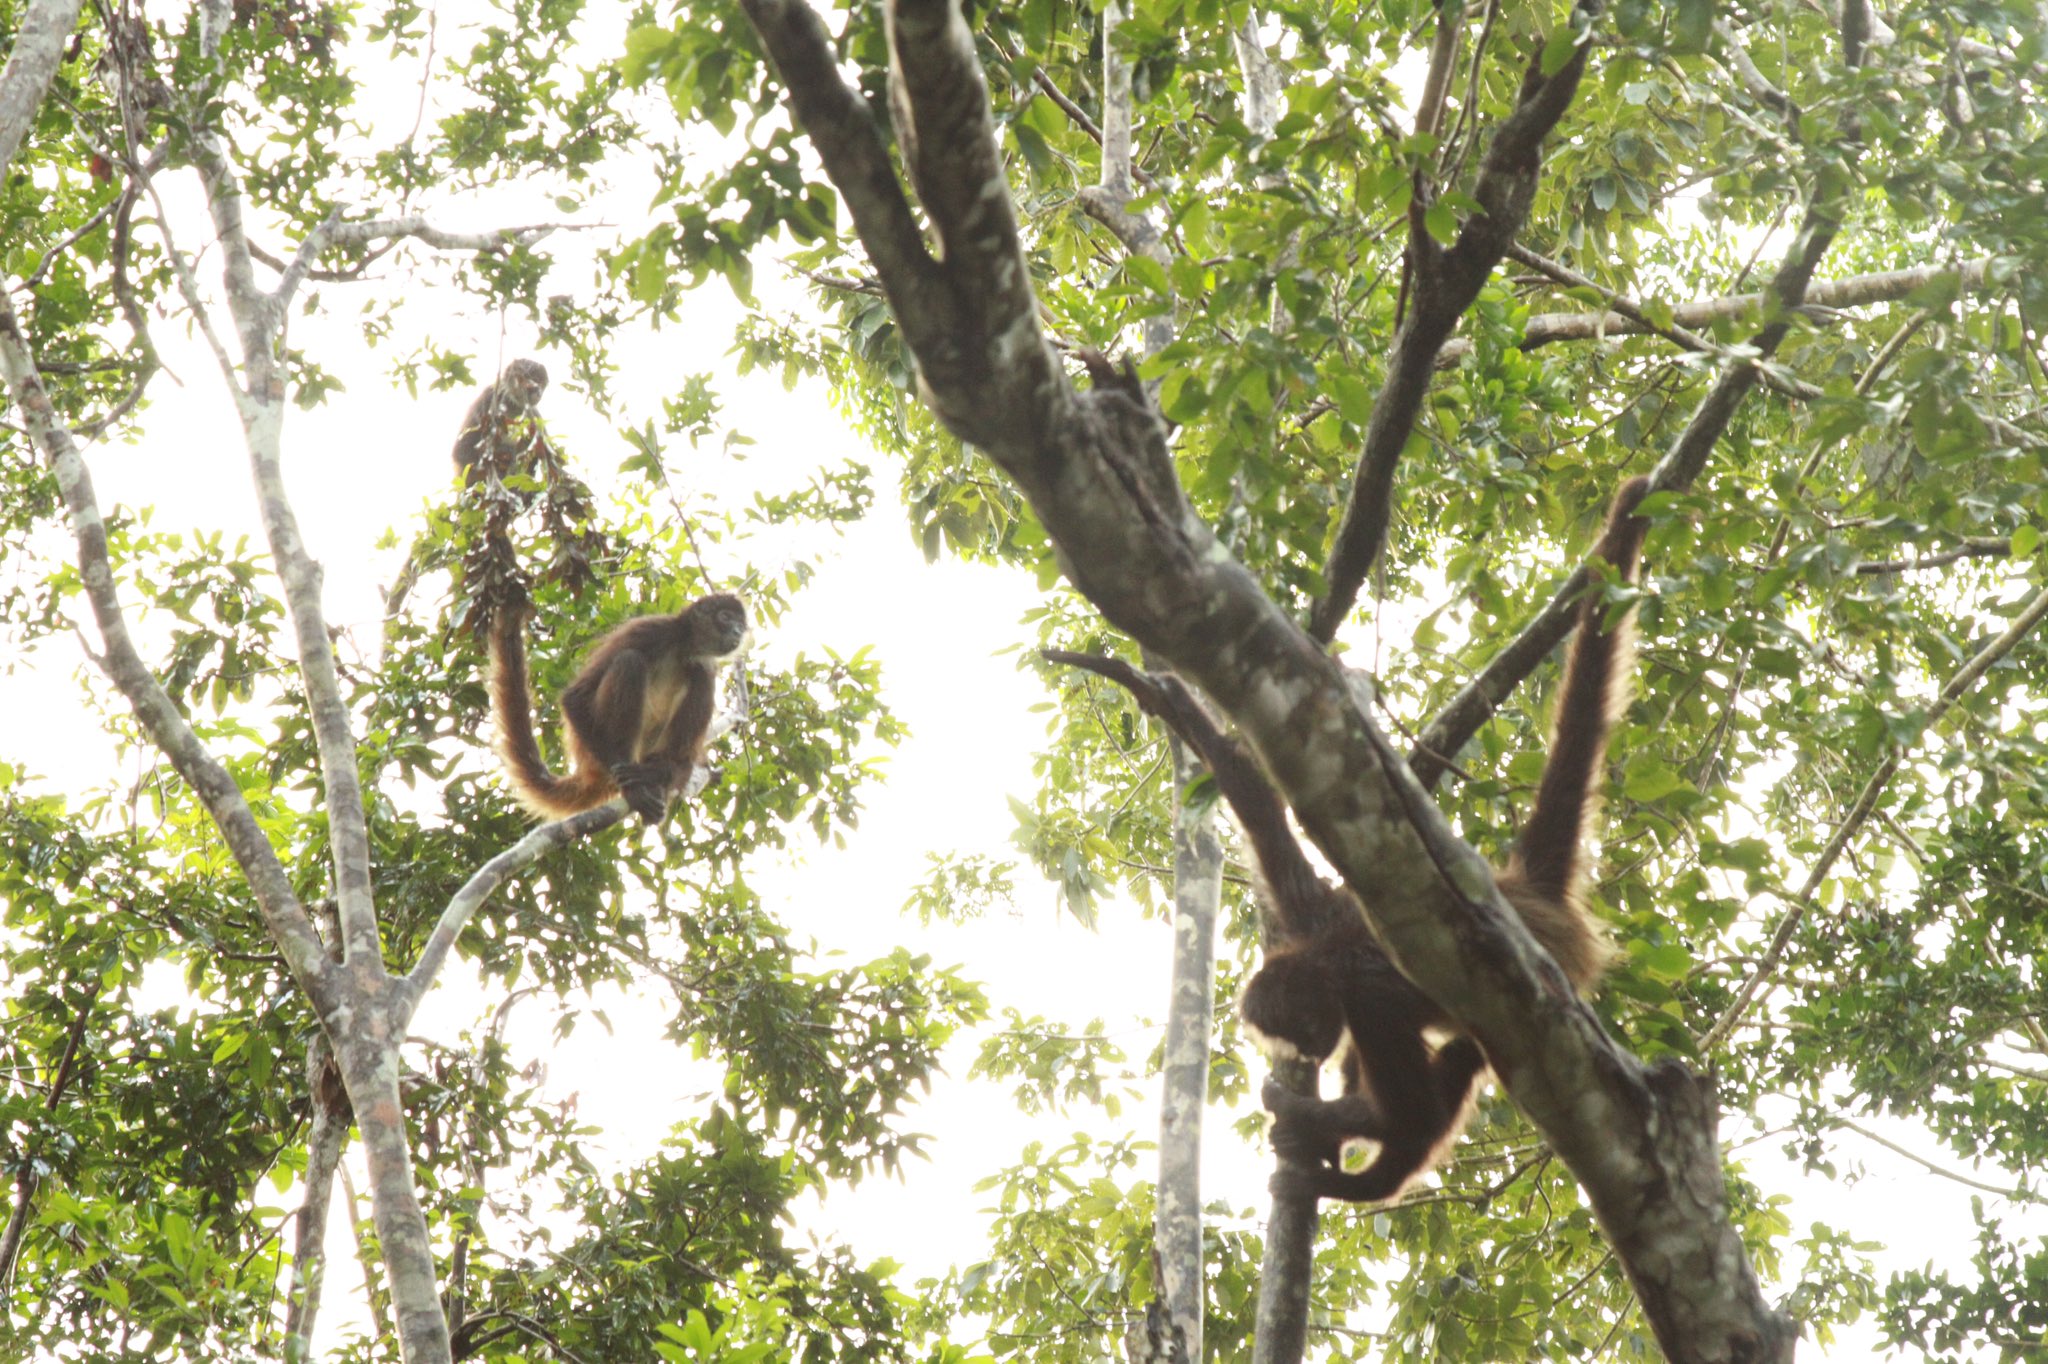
<box><xmin>1509</xmin><ymin>476</ymin><xmax>1653</xmax><ymax>903</ymax></box>
<box><xmin>1043</xmin><ymin>650</ymin><xmax>1335</xmax><ymax>937</ymax></box>
<box><xmin>487</xmin><ymin>613</ymin><xmax>607</xmax><ymax>818</ymax></box>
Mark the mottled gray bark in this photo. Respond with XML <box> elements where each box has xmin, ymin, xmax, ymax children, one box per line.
<box><xmin>1249</xmin><ymin>1053</ymin><xmax>1321</xmax><ymax>1364</ymax></box>
<box><xmin>0</xmin><ymin>0</ymin><xmax>83</xmax><ymax>173</ymax></box>
<box><xmin>1081</xmin><ymin>15</ymin><xmax>1212</xmax><ymax>1354</ymax></box>
<box><xmin>1228</xmin><ymin>20</ymin><xmax>1321</xmax><ymax>1361</ymax></box>
<box><xmin>0</xmin><ymin>12</ymin><xmax>603</xmax><ymax>1359</ymax></box>
<box><xmin>1149</xmin><ymin>736</ymin><xmax>1222</xmax><ymax>1363</ymax></box>
<box><xmin>285</xmin><ymin>1038</ymin><xmax>348</xmax><ymax>1363</ymax></box>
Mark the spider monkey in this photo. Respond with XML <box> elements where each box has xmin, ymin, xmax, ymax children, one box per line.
<box><xmin>452</xmin><ymin>358</ymin><xmax>549</xmax><ymax>485</ymax></box>
<box><xmin>488</xmin><ymin>593</ymin><xmax>750</xmax><ymax>824</ymax></box>
<box><xmin>1048</xmin><ymin>475</ymin><xmax>1651</xmax><ymax>1204</ymax></box>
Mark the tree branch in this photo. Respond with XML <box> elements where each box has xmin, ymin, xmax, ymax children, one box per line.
<box><xmin>1852</xmin><ymin>538</ymin><xmax>2012</xmax><ymax>574</ymax></box>
<box><xmin>1410</xmin><ymin>82</ymin><xmax>1874</xmax><ymax>790</ymax></box>
<box><xmin>746</xmin><ymin>1</ymin><xmax>1798</xmax><ymax>1354</ymax></box>
<box><xmin>1309</xmin><ymin>14</ymin><xmax>1597</xmax><ymax>643</ymax></box>
<box><xmin>1703</xmin><ymin>575</ymin><xmax>2048</xmax><ymax>1052</ymax></box>
<box><xmin>407</xmin><ymin>803</ymin><xmax>629</xmax><ymax>992</ymax></box>
<box><xmin>1437</xmin><ymin>257</ymin><xmax>2003</xmax><ymax>360</ymax></box>
<box><xmin>1712</xmin><ymin>19</ymin><xmax>1797</xmax><ymax>118</ymax></box>
<box><xmin>0</xmin><ymin>297</ymin><xmax>333</xmax><ymax>986</ymax></box>
<box><xmin>735</xmin><ymin>0</ymin><xmax>971</xmax><ymax>403</ymax></box>
<box><xmin>0</xmin><ymin>981</ymin><xmax>99</xmax><ymax>1287</ymax></box>
<box><xmin>1833</xmin><ymin>1118</ymin><xmax>2046</xmax><ymax>1204</ymax></box>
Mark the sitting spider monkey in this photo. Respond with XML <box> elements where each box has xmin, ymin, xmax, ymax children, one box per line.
<box><xmin>489</xmin><ymin>593</ymin><xmax>750</xmax><ymax>824</ymax></box>
<box><xmin>1049</xmin><ymin>476</ymin><xmax>1650</xmax><ymax>1204</ymax></box>
<box><xmin>451</xmin><ymin>358</ymin><xmax>549</xmax><ymax>485</ymax></box>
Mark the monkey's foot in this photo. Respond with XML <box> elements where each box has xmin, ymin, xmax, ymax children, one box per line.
<box><xmin>1268</xmin><ymin>1109</ymin><xmax>1343</xmax><ymax>1167</ymax></box>
<box><xmin>611</xmin><ymin>763</ymin><xmax>673</xmax><ymax>824</ymax></box>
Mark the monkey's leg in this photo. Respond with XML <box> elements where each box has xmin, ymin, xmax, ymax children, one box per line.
<box><xmin>563</xmin><ymin>649</ymin><xmax>667</xmax><ymax>823</ymax></box>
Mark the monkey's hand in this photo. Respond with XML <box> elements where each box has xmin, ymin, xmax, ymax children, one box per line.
<box><xmin>611</xmin><ymin>763</ymin><xmax>673</xmax><ymax>825</ymax></box>
<box><xmin>1268</xmin><ymin>1107</ymin><xmax>1343</xmax><ymax>1168</ymax></box>
<box><xmin>1263</xmin><ymin>1077</ymin><xmax>1385</xmax><ymax>1168</ymax></box>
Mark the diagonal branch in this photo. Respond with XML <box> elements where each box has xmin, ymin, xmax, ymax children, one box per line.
<box><xmin>0</xmin><ymin>295</ymin><xmax>333</xmax><ymax>988</ymax></box>
<box><xmin>1701</xmin><ymin>575</ymin><xmax>2048</xmax><ymax>1052</ymax></box>
<box><xmin>1308</xmin><ymin>16</ymin><xmax>1597</xmax><ymax>643</ymax></box>
<box><xmin>1409</xmin><ymin>116</ymin><xmax>1871</xmax><ymax>790</ymax></box>
<box><xmin>735</xmin><ymin>0</ymin><xmax>968</xmax><ymax>395</ymax></box>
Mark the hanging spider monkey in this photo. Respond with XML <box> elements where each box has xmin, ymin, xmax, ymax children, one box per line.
<box><xmin>489</xmin><ymin>594</ymin><xmax>750</xmax><ymax>824</ymax></box>
<box><xmin>451</xmin><ymin>358</ymin><xmax>550</xmax><ymax>485</ymax></box>
<box><xmin>1047</xmin><ymin>475</ymin><xmax>1651</xmax><ymax>1204</ymax></box>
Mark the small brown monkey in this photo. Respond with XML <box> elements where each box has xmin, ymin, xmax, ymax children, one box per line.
<box><xmin>1049</xmin><ymin>475</ymin><xmax>1651</xmax><ymax>1204</ymax></box>
<box><xmin>452</xmin><ymin>358</ymin><xmax>549</xmax><ymax>484</ymax></box>
<box><xmin>489</xmin><ymin>593</ymin><xmax>750</xmax><ymax>824</ymax></box>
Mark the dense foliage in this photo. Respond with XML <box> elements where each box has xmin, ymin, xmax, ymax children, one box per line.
<box><xmin>2</xmin><ymin>0</ymin><xmax>2046</xmax><ymax>1358</ymax></box>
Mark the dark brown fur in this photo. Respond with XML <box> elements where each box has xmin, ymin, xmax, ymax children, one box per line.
<box><xmin>489</xmin><ymin>593</ymin><xmax>749</xmax><ymax>823</ymax></box>
<box><xmin>452</xmin><ymin>358</ymin><xmax>549</xmax><ymax>484</ymax></box>
<box><xmin>1048</xmin><ymin>476</ymin><xmax>1650</xmax><ymax>1204</ymax></box>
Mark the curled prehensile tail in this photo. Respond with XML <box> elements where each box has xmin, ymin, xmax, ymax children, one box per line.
<box><xmin>488</xmin><ymin>609</ymin><xmax>613</xmax><ymax>819</ymax></box>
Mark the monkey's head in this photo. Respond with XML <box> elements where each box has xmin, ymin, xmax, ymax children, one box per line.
<box><xmin>681</xmin><ymin>592</ymin><xmax>752</xmax><ymax>659</ymax></box>
<box><xmin>1239</xmin><ymin>949</ymin><xmax>1348</xmax><ymax>1064</ymax></box>
<box><xmin>500</xmin><ymin>358</ymin><xmax>548</xmax><ymax>413</ymax></box>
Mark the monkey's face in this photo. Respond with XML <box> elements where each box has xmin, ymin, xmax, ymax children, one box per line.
<box><xmin>1239</xmin><ymin>951</ymin><xmax>1347</xmax><ymax>1063</ymax></box>
<box><xmin>691</xmin><ymin>593</ymin><xmax>753</xmax><ymax>658</ymax></box>
<box><xmin>505</xmin><ymin>358</ymin><xmax>548</xmax><ymax>411</ymax></box>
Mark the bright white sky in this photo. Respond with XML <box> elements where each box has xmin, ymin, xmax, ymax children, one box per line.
<box><xmin>2</xmin><ymin>7</ymin><xmax>2034</xmax><ymax>1359</ymax></box>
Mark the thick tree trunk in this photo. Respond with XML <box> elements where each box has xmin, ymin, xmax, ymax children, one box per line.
<box><xmin>734</xmin><ymin>1</ymin><xmax>1815</xmax><ymax>1356</ymax></box>
<box><xmin>340</xmin><ymin>1036</ymin><xmax>451</xmax><ymax>1362</ymax></box>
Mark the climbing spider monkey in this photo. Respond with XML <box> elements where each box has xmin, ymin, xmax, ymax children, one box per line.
<box><xmin>451</xmin><ymin>358</ymin><xmax>549</xmax><ymax>485</ymax></box>
<box><xmin>489</xmin><ymin>594</ymin><xmax>750</xmax><ymax>824</ymax></box>
<box><xmin>1050</xmin><ymin>476</ymin><xmax>1650</xmax><ymax>1204</ymax></box>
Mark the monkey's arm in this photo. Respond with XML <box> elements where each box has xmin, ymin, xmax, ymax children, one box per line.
<box><xmin>450</xmin><ymin>386</ymin><xmax>495</xmax><ymax>484</ymax></box>
<box><xmin>1043</xmin><ymin>650</ymin><xmax>1333</xmax><ymax>923</ymax></box>
<box><xmin>654</xmin><ymin>661</ymin><xmax>718</xmax><ymax>797</ymax></box>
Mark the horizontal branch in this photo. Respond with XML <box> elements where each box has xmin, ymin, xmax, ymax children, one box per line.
<box><xmin>1439</xmin><ymin>257</ymin><xmax>2002</xmax><ymax>364</ymax></box>
<box><xmin>320</xmin><ymin>216</ymin><xmax>572</xmax><ymax>252</ymax></box>
<box><xmin>1853</xmin><ymin>538</ymin><xmax>2011</xmax><ymax>574</ymax></box>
